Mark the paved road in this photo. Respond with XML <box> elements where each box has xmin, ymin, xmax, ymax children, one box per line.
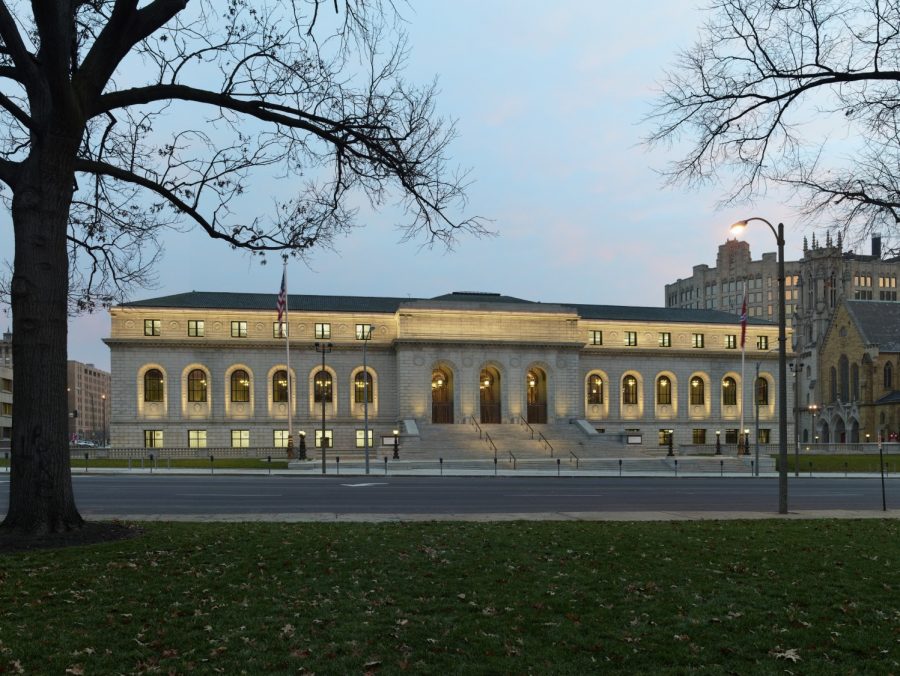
<box><xmin>0</xmin><ymin>474</ymin><xmax>895</xmax><ymax>519</ymax></box>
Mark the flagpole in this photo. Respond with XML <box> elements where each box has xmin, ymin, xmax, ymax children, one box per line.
<box><xmin>282</xmin><ymin>260</ymin><xmax>293</xmax><ymax>452</ymax></box>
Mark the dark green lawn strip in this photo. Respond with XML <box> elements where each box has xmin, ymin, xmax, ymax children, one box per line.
<box><xmin>779</xmin><ymin>454</ymin><xmax>899</xmax><ymax>473</ymax></box>
<box><xmin>1</xmin><ymin>520</ymin><xmax>898</xmax><ymax>674</ymax></box>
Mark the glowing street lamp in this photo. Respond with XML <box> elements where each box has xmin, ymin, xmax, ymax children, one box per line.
<box><xmin>731</xmin><ymin>217</ymin><xmax>788</xmax><ymax>514</ymax></box>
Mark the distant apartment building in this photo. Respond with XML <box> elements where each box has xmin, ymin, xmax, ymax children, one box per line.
<box><xmin>0</xmin><ymin>331</ymin><xmax>10</xmax><ymax>449</ymax></box>
<box><xmin>67</xmin><ymin>360</ymin><xmax>111</xmax><ymax>445</ymax></box>
<box><xmin>665</xmin><ymin>234</ymin><xmax>900</xmax><ymax>443</ymax></box>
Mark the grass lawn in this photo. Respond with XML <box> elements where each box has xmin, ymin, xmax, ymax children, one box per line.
<box><xmin>779</xmin><ymin>454</ymin><xmax>898</xmax><ymax>474</ymax></box>
<box><xmin>1</xmin><ymin>520</ymin><xmax>898</xmax><ymax>674</ymax></box>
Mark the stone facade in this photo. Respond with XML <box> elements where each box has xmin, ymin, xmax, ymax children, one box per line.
<box><xmin>66</xmin><ymin>361</ymin><xmax>111</xmax><ymax>445</ymax></box>
<box><xmin>817</xmin><ymin>301</ymin><xmax>900</xmax><ymax>443</ymax></box>
<box><xmin>106</xmin><ymin>291</ymin><xmax>791</xmax><ymax>452</ymax></box>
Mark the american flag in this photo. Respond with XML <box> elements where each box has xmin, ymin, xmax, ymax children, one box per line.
<box><xmin>276</xmin><ymin>269</ymin><xmax>287</xmax><ymax>323</ymax></box>
<box><xmin>739</xmin><ymin>287</ymin><xmax>748</xmax><ymax>349</ymax></box>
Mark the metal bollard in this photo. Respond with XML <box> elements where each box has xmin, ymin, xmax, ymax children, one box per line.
<box><xmin>336</xmin><ymin>457</ymin><xmax>340</xmax><ymax>475</ymax></box>
<box><xmin>750</xmin><ymin>460</ymin><xmax>754</xmax><ymax>475</ymax></box>
<box><xmin>384</xmin><ymin>456</ymin><xmax>388</xmax><ymax>476</ymax></box>
<box><xmin>210</xmin><ymin>455</ymin><xmax>214</xmax><ymax>475</ymax></box>
<box><xmin>557</xmin><ymin>457</ymin><xmax>561</xmax><ymax>477</ymax></box>
<box><xmin>494</xmin><ymin>457</ymin><xmax>497</xmax><ymax>476</ymax></box>
<box><xmin>267</xmin><ymin>455</ymin><xmax>272</xmax><ymax>476</ymax></box>
<box><xmin>149</xmin><ymin>453</ymin><xmax>154</xmax><ymax>474</ymax></box>
<box><xmin>674</xmin><ymin>458</ymin><xmax>678</xmax><ymax>477</ymax></box>
<box><xmin>720</xmin><ymin>459</ymin><xmax>724</xmax><ymax>477</ymax></box>
<box><xmin>439</xmin><ymin>457</ymin><xmax>443</xmax><ymax>476</ymax></box>
<box><xmin>618</xmin><ymin>458</ymin><xmax>622</xmax><ymax>477</ymax></box>
<box><xmin>85</xmin><ymin>452</ymin><xmax>89</xmax><ymax>473</ymax></box>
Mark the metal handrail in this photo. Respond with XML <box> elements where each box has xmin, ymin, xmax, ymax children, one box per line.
<box><xmin>568</xmin><ymin>449</ymin><xmax>579</xmax><ymax>468</ymax></box>
<box><xmin>518</xmin><ymin>415</ymin><xmax>535</xmax><ymax>439</ymax></box>
<box><xmin>537</xmin><ymin>432</ymin><xmax>554</xmax><ymax>457</ymax></box>
<box><xmin>483</xmin><ymin>431</ymin><xmax>497</xmax><ymax>456</ymax></box>
<box><xmin>470</xmin><ymin>416</ymin><xmax>483</xmax><ymax>439</ymax></box>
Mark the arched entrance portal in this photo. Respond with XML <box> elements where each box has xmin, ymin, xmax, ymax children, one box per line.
<box><xmin>480</xmin><ymin>368</ymin><xmax>501</xmax><ymax>424</ymax></box>
<box><xmin>431</xmin><ymin>369</ymin><xmax>453</xmax><ymax>424</ymax></box>
<box><xmin>526</xmin><ymin>368</ymin><xmax>547</xmax><ymax>424</ymax></box>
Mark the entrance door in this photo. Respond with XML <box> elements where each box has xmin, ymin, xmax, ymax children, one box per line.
<box><xmin>431</xmin><ymin>369</ymin><xmax>453</xmax><ymax>424</ymax></box>
<box><xmin>526</xmin><ymin>368</ymin><xmax>547</xmax><ymax>424</ymax></box>
<box><xmin>480</xmin><ymin>368</ymin><xmax>501</xmax><ymax>424</ymax></box>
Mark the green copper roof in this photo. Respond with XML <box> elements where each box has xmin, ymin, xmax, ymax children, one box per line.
<box><xmin>122</xmin><ymin>291</ymin><xmax>773</xmax><ymax>326</ymax></box>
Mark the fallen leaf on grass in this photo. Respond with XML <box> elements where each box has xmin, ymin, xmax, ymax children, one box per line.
<box><xmin>770</xmin><ymin>647</ymin><xmax>801</xmax><ymax>662</ymax></box>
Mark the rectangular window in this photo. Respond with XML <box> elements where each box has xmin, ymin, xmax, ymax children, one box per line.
<box><xmin>757</xmin><ymin>335</ymin><xmax>769</xmax><ymax>350</ymax></box>
<box><xmin>589</xmin><ymin>330</ymin><xmax>603</xmax><ymax>346</ymax></box>
<box><xmin>1</xmin><ymin>378</ymin><xmax>11</xmax><ymax>392</ymax></box>
<box><xmin>143</xmin><ymin>430</ymin><xmax>163</xmax><ymax>448</ymax></box>
<box><xmin>658</xmin><ymin>429</ymin><xmax>673</xmax><ymax>446</ymax></box>
<box><xmin>355</xmin><ymin>430</ymin><xmax>374</xmax><ymax>448</ymax></box>
<box><xmin>231</xmin><ymin>321</ymin><xmax>247</xmax><ymax>338</ymax></box>
<box><xmin>231</xmin><ymin>429</ymin><xmax>250</xmax><ymax>448</ymax></box>
<box><xmin>273</xmin><ymin>322</ymin><xmax>287</xmax><ymax>339</ymax></box>
<box><xmin>315</xmin><ymin>429</ymin><xmax>334</xmax><ymax>448</ymax></box>
<box><xmin>188</xmin><ymin>320</ymin><xmax>205</xmax><ymax>337</ymax></box>
<box><xmin>188</xmin><ymin>429</ymin><xmax>207</xmax><ymax>448</ymax></box>
<box><xmin>725</xmin><ymin>334</ymin><xmax>736</xmax><ymax>349</ymax></box>
<box><xmin>355</xmin><ymin>324</ymin><xmax>373</xmax><ymax>340</ymax></box>
<box><xmin>273</xmin><ymin>430</ymin><xmax>290</xmax><ymax>448</ymax></box>
<box><xmin>624</xmin><ymin>331</ymin><xmax>638</xmax><ymax>347</ymax></box>
<box><xmin>692</xmin><ymin>429</ymin><xmax>706</xmax><ymax>444</ymax></box>
<box><xmin>725</xmin><ymin>429</ymin><xmax>738</xmax><ymax>444</ymax></box>
<box><xmin>658</xmin><ymin>332</ymin><xmax>671</xmax><ymax>347</ymax></box>
<box><xmin>758</xmin><ymin>429</ymin><xmax>771</xmax><ymax>444</ymax></box>
<box><xmin>143</xmin><ymin>319</ymin><xmax>161</xmax><ymax>336</ymax></box>
<box><xmin>1</xmin><ymin>402</ymin><xmax>12</xmax><ymax>415</ymax></box>
<box><xmin>315</xmin><ymin>323</ymin><xmax>331</xmax><ymax>339</ymax></box>
<box><xmin>692</xmin><ymin>333</ymin><xmax>705</xmax><ymax>348</ymax></box>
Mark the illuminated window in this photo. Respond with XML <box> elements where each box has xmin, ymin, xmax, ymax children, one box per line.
<box><xmin>187</xmin><ymin>369</ymin><xmax>207</xmax><ymax>402</ymax></box>
<box><xmin>231</xmin><ymin>430</ymin><xmax>249</xmax><ymax>448</ymax></box>
<box><xmin>690</xmin><ymin>377</ymin><xmax>704</xmax><ymax>405</ymax></box>
<box><xmin>658</xmin><ymin>332</ymin><xmax>671</xmax><ymax>347</ymax></box>
<box><xmin>231</xmin><ymin>321</ymin><xmax>247</xmax><ymax>338</ymax></box>
<box><xmin>725</xmin><ymin>334</ymin><xmax>736</xmax><ymax>349</ymax></box>
<box><xmin>587</xmin><ymin>374</ymin><xmax>603</xmax><ymax>405</ymax></box>
<box><xmin>692</xmin><ymin>333</ymin><xmax>705</xmax><ymax>348</ymax></box>
<box><xmin>315</xmin><ymin>323</ymin><xmax>331</xmax><ymax>339</ymax></box>
<box><xmin>624</xmin><ymin>331</ymin><xmax>638</xmax><ymax>347</ymax></box>
<box><xmin>188</xmin><ymin>429</ymin><xmax>207</xmax><ymax>448</ymax></box>
<box><xmin>355</xmin><ymin>430</ymin><xmax>374</xmax><ymax>448</ymax></box>
<box><xmin>589</xmin><ymin>330</ymin><xmax>603</xmax><ymax>346</ymax></box>
<box><xmin>756</xmin><ymin>377</ymin><xmax>768</xmax><ymax>405</ymax></box>
<box><xmin>273</xmin><ymin>322</ymin><xmax>287</xmax><ymax>338</ymax></box>
<box><xmin>356</xmin><ymin>324</ymin><xmax>373</xmax><ymax>340</ymax></box>
<box><xmin>143</xmin><ymin>430</ymin><xmax>163</xmax><ymax>448</ymax></box>
<box><xmin>231</xmin><ymin>370</ymin><xmax>250</xmax><ymax>403</ymax></box>
<box><xmin>756</xmin><ymin>335</ymin><xmax>769</xmax><ymax>350</ymax></box>
<box><xmin>622</xmin><ymin>375</ymin><xmax>638</xmax><ymax>405</ymax></box>
<box><xmin>656</xmin><ymin>376</ymin><xmax>671</xmax><ymax>405</ymax></box>
<box><xmin>314</xmin><ymin>371</ymin><xmax>333</xmax><ymax>403</ymax></box>
<box><xmin>274</xmin><ymin>430</ymin><xmax>290</xmax><ymax>448</ymax></box>
<box><xmin>273</xmin><ymin>370</ymin><xmax>289</xmax><ymax>403</ymax></box>
<box><xmin>143</xmin><ymin>319</ymin><xmax>160</xmax><ymax>336</ymax></box>
<box><xmin>144</xmin><ymin>369</ymin><xmax>164</xmax><ymax>402</ymax></box>
<box><xmin>722</xmin><ymin>376</ymin><xmax>737</xmax><ymax>406</ymax></box>
<box><xmin>354</xmin><ymin>371</ymin><xmax>373</xmax><ymax>403</ymax></box>
<box><xmin>188</xmin><ymin>320</ymin><xmax>204</xmax><ymax>337</ymax></box>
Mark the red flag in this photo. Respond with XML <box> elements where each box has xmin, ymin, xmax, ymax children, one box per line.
<box><xmin>276</xmin><ymin>270</ymin><xmax>287</xmax><ymax>323</ymax></box>
<box><xmin>739</xmin><ymin>287</ymin><xmax>748</xmax><ymax>349</ymax></box>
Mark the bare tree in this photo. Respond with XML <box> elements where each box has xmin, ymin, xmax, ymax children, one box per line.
<box><xmin>647</xmin><ymin>0</ymin><xmax>900</xmax><ymax>254</ymax></box>
<box><xmin>0</xmin><ymin>0</ymin><xmax>485</xmax><ymax>535</ymax></box>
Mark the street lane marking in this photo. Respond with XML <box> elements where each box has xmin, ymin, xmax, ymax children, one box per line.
<box><xmin>177</xmin><ymin>493</ymin><xmax>280</xmax><ymax>497</ymax></box>
<box><xmin>341</xmin><ymin>483</ymin><xmax>388</xmax><ymax>487</ymax></box>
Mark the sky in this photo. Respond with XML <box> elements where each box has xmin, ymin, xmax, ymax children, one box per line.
<box><xmin>2</xmin><ymin>1</ymin><xmax>808</xmax><ymax>370</ymax></box>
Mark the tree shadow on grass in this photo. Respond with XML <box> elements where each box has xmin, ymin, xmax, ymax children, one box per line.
<box><xmin>0</xmin><ymin>521</ymin><xmax>142</xmax><ymax>555</ymax></box>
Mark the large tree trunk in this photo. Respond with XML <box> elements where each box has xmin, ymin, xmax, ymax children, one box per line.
<box><xmin>1</xmin><ymin>134</ymin><xmax>83</xmax><ymax>535</ymax></box>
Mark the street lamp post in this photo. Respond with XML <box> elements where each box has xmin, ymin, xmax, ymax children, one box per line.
<box><xmin>808</xmin><ymin>404</ymin><xmax>819</xmax><ymax>448</ymax></box>
<box><xmin>754</xmin><ymin>363</ymin><xmax>760</xmax><ymax>477</ymax></box>
<box><xmin>732</xmin><ymin>217</ymin><xmax>788</xmax><ymax>514</ymax></box>
<box><xmin>101</xmin><ymin>393</ymin><xmax>107</xmax><ymax>447</ymax></box>
<box><xmin>314</xmin><ymin>341</ymin><xmax>333</xmax><ymax>474</ymax></box>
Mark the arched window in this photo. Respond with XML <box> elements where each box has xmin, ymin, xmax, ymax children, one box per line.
<box><xmin>622</xmin><ymin>375</ymin><xmax>638</xmax><ymax>405</ymax></box>
<box><xmin>656</xmin><ymin>376</ymin><xmax>671</xmax><ymax>405</ymax></box>
<box><xmin>587</xmin><ymin>374</ymin><xmax>603</xmax><ymax>405</ymax></box>
<box><xmin>756</xmin><ymin>377</ymin><xmax>768</xmax><ymax>405</ymax></box>
<box><xmin>689</xmin><ymin>376</ymin><xmax>705</xmax><ymax>405</ymax></box>
<box><xmin>314</xmin><ymin>370</ymin><xmax>333</xmax><ymax>403</ymax></box>
<box><xmin>354</xmin><ymin>371</ymin><xmax>373</xmax><ymax>403</ymax></box>
<box><xmin>886</xmin><ymin>362</ymin><xmax>894</xmax><ymax>390</ymax></box>
<box><xmin>144</xmin><ymin>369</ymin><xmax>164</xmax><ymax>402</ymax></box>
<box><xmin>230</xmin><ymin>369</ymin><xmax>250</xmax><ymax>403</ymax></box>
<box><xmin>830</xmin><ymin>366</ymin><xmax>837</xmax><ymax>402</ymax></box>
<box><xmin>851</xmin><ymin>363</ymin><xmax>859</xmax><ymax>401</ymax></box>
<box><xmin>187</xmin><ymin>369</ymin><xmax>207</xmax><ymax>402</ymax></box>
<box><xmin>839</xmin><ymin>355</ymin><xmax>849</xmax><ymax>401</ymax></box>
<box><xmin>722</xmin><ymin>376</ymin><xmax>737</xmax><ymax>406</ymax></box>
<box><xmin>273</xmin><ymin>370</ymin><xmax>289</xmax><ymax>403</ymax></box>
